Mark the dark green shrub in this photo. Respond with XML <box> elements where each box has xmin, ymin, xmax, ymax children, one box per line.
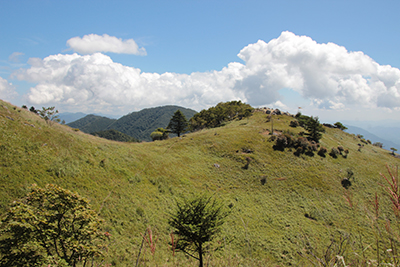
<box><xmin>318</xmin><ymin>147</ymin><xmax>328</xmax><ymax>157</ymax></box>
<box><xmin>260</xmin><ymin>176</ymin><xmax>267</xmax><ymax>185</ymax></box>
<box><xmin>309</xmin><ymin>141</ymin><xmax>318</xmax><ymax>151</ymax></box>
<box><xmin>361</xmin><ymin>139</ymin><xmax>368</xmax><ymax>144</ymax></box>
<box><xmin>289</xmin><ymin>120</ymin><xmax>299</xmax><ymax>127</ymax></box>
<box><xmin>373</xmin><ymin>142</ymin><xmax>383</xmax><ymax>148</ymax></box>
<box><xmin>273</xmin><ymin>134</ymin><xmax>287</xmax><ymax>151</ymax></box>
<box><xmin>295</xmin><ymin>137</ymin><xmax>309</xmax><ymax>150</ymax></box>
<box><xmin>294</xmin><ymin>147</ymin><xmax>303</xmax><ymax>157</ymax></box>
<box><xmin>242</xmin><ymin>157</ymin><xmax>251</xmax><ymax>169</ymax></box>
<box><xmin>284</xmin><ymin>133</ymin><xmax>295</xmax><ymax>148</ymax></box>
<box><xmin>334</xmin><ymin>122</ymin><xmax>347</xmax><ymax>130</ymax></box>
<box><xmin>329</xmin><ymin>147</ymin><xmax>340</xmax><ymax>158</ymax></box>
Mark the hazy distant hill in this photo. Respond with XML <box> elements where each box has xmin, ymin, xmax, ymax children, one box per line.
<box><xmin>345</xmin><ymin>125</ymin><xmax>400</xmax><ymax>150</ymax></box>
<box><xmin>58</xmin><ymin>112</ymin><xmax>87</xmax><ymax>123</ymax></box>
<box><xmin>67</xmin><ymin>114</ymin><xmax>116</xmax><ymax>133</ymax></box>
<box><xmin>367</xmin><ymin>126</ymin><xmax>400</xmax><ymax>147</ymax></box>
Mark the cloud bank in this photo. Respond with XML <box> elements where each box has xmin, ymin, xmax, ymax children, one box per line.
<box><xmin>14</xmin><ymin>31</ymin><xmax>400</xmax><ymax>114</ymax></box>
<box><xmin>66</xmin><ymin>34</ymin><xmax>146</xmax><ymax>55</ymax></box>
<box><xmin>0</xmin><ymin>77</ymin><xmax>16</xmax><ymax>101</ymax></box>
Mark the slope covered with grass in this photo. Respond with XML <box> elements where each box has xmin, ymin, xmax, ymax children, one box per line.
<box><xmin>1</xmin><ymin>99</ymin><xmax>399</xmax><ymax>266</ymax></box>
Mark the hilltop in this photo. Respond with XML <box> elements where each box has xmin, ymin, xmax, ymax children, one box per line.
<box><xmin>0</xmin><ymin>99</ymin><xmax>399</xmax><ymax>266</ymax></box>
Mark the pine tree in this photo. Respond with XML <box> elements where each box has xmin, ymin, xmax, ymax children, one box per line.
<box><xmin>167</xmin><ymin>110</ymin><xmax>188</xmax><ymax>137</ymax></box>
<box><xmin>304</xmin><ymin>116</ymin><xmax>325</xmax><ymax>143</ymax></box>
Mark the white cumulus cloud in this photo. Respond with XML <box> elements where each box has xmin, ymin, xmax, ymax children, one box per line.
<box><xmin>236</xmin><ymin>31</ymin><xmax>400</xmax><ymax>109</ymax></box>
<box><xmin>0</xmin><ymin>77</ymin><xmax>17</xmax><ymax>101</ymax></box>
<box><xmin>66</xmin><ymin>34</ymin><xmax>147</xmax><ymax>55</ymax></box>
<box><xmin>13</xmin><ymin>31</ymin><xmax>400</xmax><ymax>115</ymax></box>
<box><xmin>13</xmin><ymin>53</ymin><xmax>244</xmax><ymax>114</ymax></box>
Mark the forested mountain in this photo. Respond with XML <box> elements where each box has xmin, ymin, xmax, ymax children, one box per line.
<box><xmin>67</xmin><ymin>114</ymin><xmax>116</xmax><ymax>133</ymax></box>
<box><xmin>91</xmin><ymin>129</ymin><xmax>140</xmax><ymax>142</ymax></box>
<box><xmin>68</xmin><ymin>105</ymin><xmax>197</xmax><ymax>141</ymax></box>
<box><xmin>105</xmin><ymin>105</ymin><xmax>197</xmax><ymax>141</ymax></box>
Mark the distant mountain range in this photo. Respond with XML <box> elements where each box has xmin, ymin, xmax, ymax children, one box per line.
<box><xmin>66</xmin><ymin>105</ymin><xmax>197</xmax><ymax>141</ymax></box>
<box><xmin>344</xmin><ymin>125</ymin><xmax>400</xmax><ymax>151</ymax></box>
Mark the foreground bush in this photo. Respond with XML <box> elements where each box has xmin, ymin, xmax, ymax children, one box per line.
<box><xmin>0</xmin><ymin>184</ymin><xmax>105</xmax><ymax>267</ymax></box>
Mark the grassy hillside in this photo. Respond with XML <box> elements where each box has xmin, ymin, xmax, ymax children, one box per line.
<box><xmin>1</xmin><ymin>99</ymin><xmax>399</xmax><ymax>266</ymax></box>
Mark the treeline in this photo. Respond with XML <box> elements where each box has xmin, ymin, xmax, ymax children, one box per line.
<box><xmin>91</xmin><ymin>129</ymin><xmax>140</xmax><ymax>143</ymax></box>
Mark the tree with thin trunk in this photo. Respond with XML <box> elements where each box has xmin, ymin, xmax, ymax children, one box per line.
<box><xmin>168</xmin><ymin>195</ymin><xmax>229</xmax><ymax>267</ymax></box>
<box><xmin>167</xmin><ymin>110</ymin><xmax>188</xmax><ymax>137</ymax></box>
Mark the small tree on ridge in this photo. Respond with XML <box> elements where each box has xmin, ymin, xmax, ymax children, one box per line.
<box><xmin>38</xmin><ymin>106</ymin><xmax>60</xmax><ymax>125</ymax></box>
<box><xmin>168</xmin><ymin>110</ymin><xmax>188</xmax><ymax>137</ymax></box>
<box><xmin>304</xmin><ymin>116</ymin><xmax>325</xmax><ymax>143</ymax></box>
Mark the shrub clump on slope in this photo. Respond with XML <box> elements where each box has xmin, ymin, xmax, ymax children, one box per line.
<box><xmin>189</xmin><ymin>100</ymin><xmax>253</xmax><ymax>131</ymax></box>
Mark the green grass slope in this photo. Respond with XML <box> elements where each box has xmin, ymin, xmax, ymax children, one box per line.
<box><xmin>1</xmin><ymin>99</ymin><xmax>399</xmax><ymax>266</ymax></box>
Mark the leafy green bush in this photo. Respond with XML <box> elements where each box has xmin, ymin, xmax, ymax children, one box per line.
<box><xmin>329</xmin><ymin>147</ymin><xmax>340</xmax><ymax>158</ymax></box>
<box><xmin>189</xmin><ymin>101</ymin><xmax>253</xmax><ymax>131</ymax></box>
<box><xmin>289</xmin><ymin>120</ymin><xmax>299</xmax><ymax>127</ymax></box>
<box><xmin>294</xmin><ymin>146</ymin><xmax>303</xmax><ymax>156</ymax></box>
<box><xmin>373</xmin><ymin>142</ymin><xmax>383</xmax><ymax>148</ymax></box>
<box><xmin>150</xmin><ymin>127</ymin><xmax>169</xmax><ymax>141</ymax></box>
<box><xmin>273</xmin><ymin>134</ymin><xmax>288</xmax><ymax>151</ymax></box>
<box><xmin>318</xmin><ymin>147</ymin><xmax>328</xmax><ymax>157</ymax></box>
<box><xmin>334</xmin><ymin>122</ymin><xmax>347</xmax><ymax>131</ymax></box>
<box><xmin>0</xmin><ymin>184</ymin><xmax>105</xmax><ymax>266</ymax></box>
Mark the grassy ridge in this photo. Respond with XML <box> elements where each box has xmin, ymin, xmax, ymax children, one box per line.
<box><xmin>1</xmin><ymin>99</ymin><xmax>399</xmax><ymax>266</ymax></box>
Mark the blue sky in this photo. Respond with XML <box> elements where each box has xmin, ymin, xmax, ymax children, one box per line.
<box><xmin>1</xmin><ymin>0</ymin><xmax>400</xmax><ymax>124</ymax></box>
